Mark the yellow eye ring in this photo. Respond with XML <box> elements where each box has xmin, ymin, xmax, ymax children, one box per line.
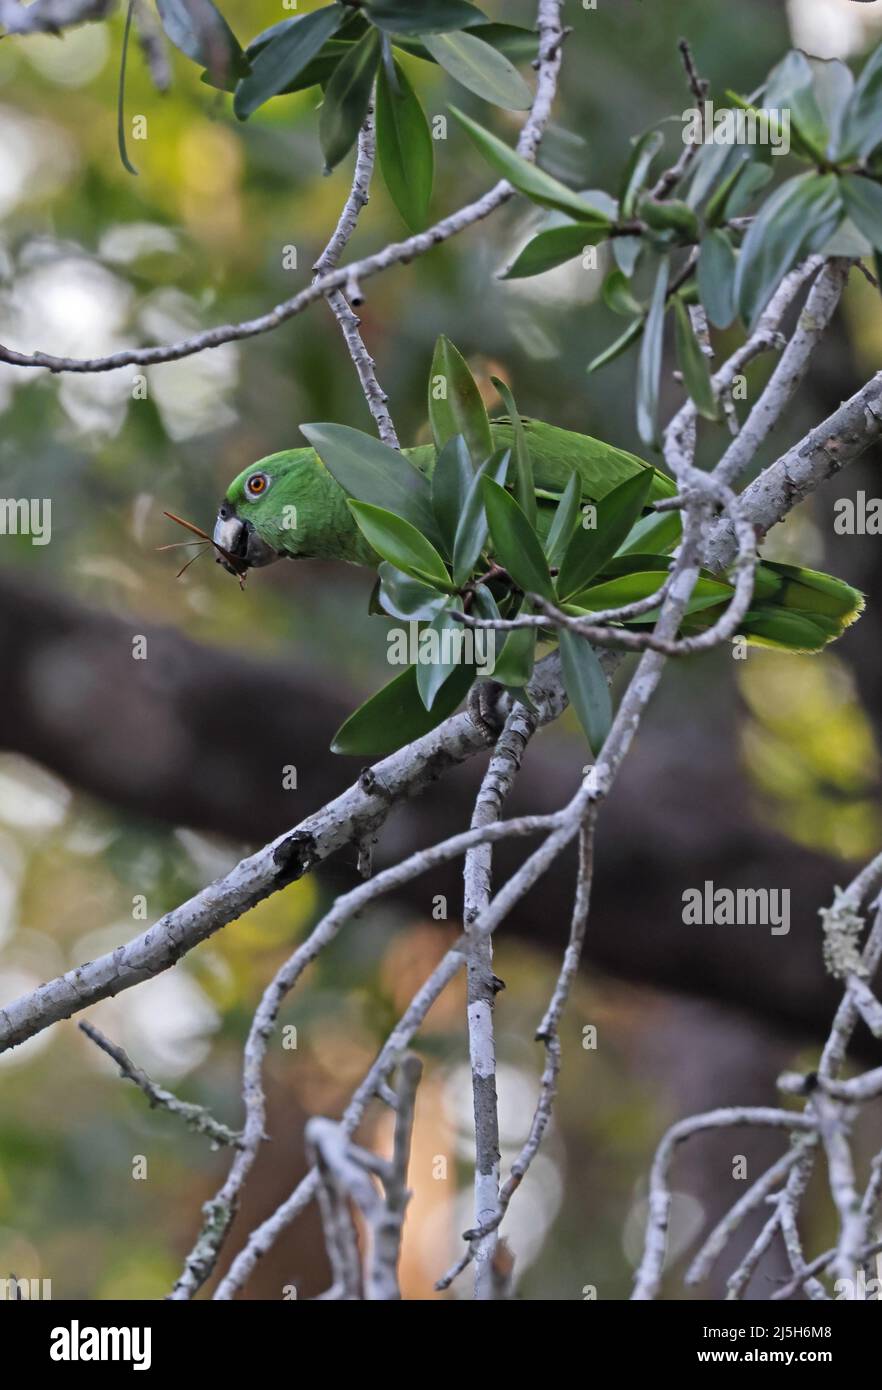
<box><xmin>246</xmin><ymin>472</ymin><xmax>269</xmax><ymax>497</ymax></box>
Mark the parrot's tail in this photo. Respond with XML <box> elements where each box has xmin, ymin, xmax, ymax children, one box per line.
<box><xmin>564</xmin><ymin>557</ymin><xmax>864</xmax><ymax>653</ymax></box>
<box><xmin>701</xmin><ymin>560</ymin><xmax>865</xmax><ymax>653</ymax></box>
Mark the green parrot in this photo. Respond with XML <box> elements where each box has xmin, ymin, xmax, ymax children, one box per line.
<box><xmin>213</xmin><ymin>416</ymin><xmax>863</xmax><ymax>655</ymax></box>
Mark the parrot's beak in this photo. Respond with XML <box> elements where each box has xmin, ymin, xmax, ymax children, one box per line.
<box><xmin>213</xmin><ymin>503</ymin><xmax>278</xmax><ymax>575</ymax></box>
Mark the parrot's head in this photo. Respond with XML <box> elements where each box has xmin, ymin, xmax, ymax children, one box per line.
<box><xmin>213</xmin><ymin>451</ymin><xmax>309</xmax><ymax>576</ymax></box>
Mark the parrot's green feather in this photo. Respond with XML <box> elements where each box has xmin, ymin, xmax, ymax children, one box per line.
<box><xmin>222</xmin><ymin>423</ymin><xmax>862</xmax><ymax>654</ymax></box>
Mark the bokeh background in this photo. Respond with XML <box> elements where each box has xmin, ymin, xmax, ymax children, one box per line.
<box><xmin>1</xmin><ymin>0</ymin><xmax>881</xmax><ymax>1300</ymax></box>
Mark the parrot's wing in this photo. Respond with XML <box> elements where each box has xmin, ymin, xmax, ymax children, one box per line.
<box><xmin>490</xmin><ymin>417</ymin><xmax>677</xmax><ymax>505</ymax></box>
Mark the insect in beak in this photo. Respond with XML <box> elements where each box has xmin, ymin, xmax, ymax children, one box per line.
<box><xmin>158</xmin><ymin>511</ymin><xmax>249</xmax><ymax>589</ymax></box>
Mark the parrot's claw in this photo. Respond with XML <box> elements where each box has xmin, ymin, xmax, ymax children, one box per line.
<box><xmin>468</xmin><ymin>679</ymin><xmax>507</xmax><ymax>744</ymax></box>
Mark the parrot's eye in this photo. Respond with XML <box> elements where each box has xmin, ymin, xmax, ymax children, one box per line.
<box><xmin>245</xmin><ymin>472</ymin><xmax>269</xmax><ymax>497</ymax></box>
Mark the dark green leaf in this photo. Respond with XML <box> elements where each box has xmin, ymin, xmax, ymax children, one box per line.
<box><xmin>471</xmin><ymin>582</ymin><xmax>501</xmax><ymax>623</ymax></box>
<box><xmin>810</xmin><ymin>57</ymin><xmax>855</xmax><ymax>160</ymax></box>
<box><xmin>377</xmin><ymin>562</ymin><xmax>449</xmax><ymax>620</ymax></box>
<box><xmin>365</xmin><ymin>1</ymin><xmax>486</xmax><ymax>35</ymax></box>
<box><xmin>204</xmin><ymin>37</ymin><xmax>351</xmax><ymax>95</ymax></box>
<box><xmin>602</xmin><ymin>269</ymin><xmax>643</xmax><ymax>318</ymax></box>
<box><xmin>559</xmin><ymin>630</ymin><xmax>611</xmax><ymax>755</ymax></box>
<box><xmin>545</xmin><ymin>472</ymin><xmax>582</xmax><ymax>568</ymax></box>
<box><xmin>840</xmin><ymin>174</ymin><xmax>882</xmax><ymax>253</ymax></box>
<box><xmin>686</xmin><ymin>141</ymin><xmax>743</xmax><ymax>212</ymax></box>
<box><xmin>481</xmin><ymin>478</ymin><xmax>554</xmax><ymax>600</ymax></box>
<box><xmin>320</xmin><ymin>29</ymin><xmax>380</xmax><ymax>171</ymax></box>
<box><xmin>673</xmin><ymin>296</ymin><xmax>719</xmax><ymax>421</ymax></box>
<box><xmin>619</xmin><ymin>128</ymin><xmax>664</xmax><ymax>218</ymax></box>
<box><xmin>331</xmin><ymin>661</ymin><xmax>474</xmax><ymax>754</ymax></box>
<box><xmin>638</xmin><ymin>198</ymin><xmax>699</xmax><ymax>241</ymax></box>
<box><xmin>762</xmin><ymin>50</ymin><xmax>826</xmax><ymax>159</ymax></box>
<box><xmin>234</xmin><ymin>5</ymin><xmax>344</xmax><ymax>120</ymax></box>
<box><xmin>376</xmin><ymin>56</ymin><xmax>433</xmax><ymax>229</ymax></box>
<box><xmin>428</xmin><ymin>335</ymin><xmax>493</xmax><ymax>464</ymax></box>
<box><xmin>500</xmin><ymin>223</ymin><xmax>608</xmax><ymax>279</ymax></box>
<box><xmin>451</xmin><ymin>108</ymin><xmax>614</xmax><ymax>221</ymax></box>
<box><xmin>451</xmin><ymin>449</ymin><xmax>510</xmax><ymax>586</ymax></box>
<box><xmin>348</xmin><ymin>501</ymin><xmax>453</xmax><ymax>589</ymax></box>
<box><xmin>491</xmin><ymin>377</ymin><xmax>535</xmax><ymax>526</ymax></box>
<box><xmin>416</xmin><ymin>601</ymin><xmax>468</xmax><ymax>709</ymax></box>
<box><xmin>716</xmin><ymin>161</ymin><xmax>773</xmax><ymax>222</ymax></box>
<box><xmin>636</xmin><ymin>257</ymin><xmax>669</xmax><ymax>447</ymax></box>
<box><xmin>735</xmin><ymin>173</ymin><xmax>843</xmax><ymax>329</ymax></box>
<box><xmin>492</xmin><ymin>616</ymin><xmax>536</xmax><ymax>688</ymax></box>
<box><xmin>615</xmin><ymin>507</ymin><xmax>681</xmax><ymax>558</ymax></box>
<box><xmin>839</xmin><ymin>44</ymin><xmax>882</xmax><ymax>160</ymax></box>
<box><xmin>703</xmin><ymin>153</ymin><xmax>752</xmax><ymax>227</ymax></box>
<box><xmin>301</xmin><ymin>421</ymin><xmax>442</xmax><ymax>548</ymax></box>
<box><xmin>557</xmin><ymin>471</ymin><xmax>654</xmax><ymax>600</ymax></box>
<box><xmin>565</xmin><ymin>568</ymin><xmax>731</xmax><ymax>621</ymax></box>
<box><xmin>464</xmin><ymin>21</ymin><xmax>536</xmax><ymax>61</ymax></box>
<box><xmin>117</xmin><ymin>0</ymin><xmax>138</xmax><ymax>176</ymax></box>
<box><xmin>586</xmin><ymin>317</ymin><xmax>643</xmax><ymax>374</ymax></box>
<box><xmin>156</xmin><ymin>0</ymin><xmax>246</xmax><ymax>82</ymax></box>
<box><xmin>396</xmin><ymin>21</ymin><xmax>536</xmax><ymax>64</ymax></box>
<box><xmin>425</xmin><ymin>30</ymin><xmax>531</xmax><ymax>110</ymax></box>
<box><xmin>697</xmin><ymin>230</ymin><xmax>737</xmax><ymax>329</ymax></box>
<box><xmin>431</xmin><ymin>435</ymin><xmax>473</xmax><ymax>554</ymax></box>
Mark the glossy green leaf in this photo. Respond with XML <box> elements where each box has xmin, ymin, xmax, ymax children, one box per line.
<box><xmin>320</xmin><ymin>29</ymin><xmax>380</xmax><ymax>171</ymax></box>
<box><xmin>735</xmin><ymin>173</ymin><xmax>843</xmax><ymax>330</ymax></box>
<box><xmin>557</xmin><ymin>471</ymin><xmax>654</xmax><ymax>600</ymax></box>
<box><xmin>545</xmin><ymin>472</ymin><xmax>582</xmax><ymax>568</ymax></box>
<box><xmin>636</xmin><ymin>257</ymin><xmax>669</xmax><ymax>447</ymax></box>
<box><xmin>301</xmin><ymin>421</ymin><xmax>442</xmax><ymax>548</ymax></box>
<box><xmin>451</xmin><ymin>450</ymin><xmax>510</xmax><ymax>587</ymax></box>
<box><xmin>615</xmin><ymin>507</ymin><xmax>682</xmax><ymax>558</ymax></box>
<box><xmin>697</xmin><ymin>230</ymin><xmax>737</xmax><ymax>330</ymax></box>
<box><xmin>559</xmin><ymin>630</ymin><xmax>611</xmax><ymax>755</ymax></box>
<box><xmin>840</xmin><ymin>174</ymin><xmax>882</xmax><ymax>253</ymax></box>
<box><xmin>234</xmin><ymin>5</ymin><xmax>345</xmax><ymax>119</ymax></box>
<box><xmin>376</xmin><ymin>57</ymin><xmax>433</xmax><ymax>229</ymax></box>
<box><xmin>500</xmin><ymin>223</ymin><xmax>608</xmax><ymax>279</ymax></box>
<box><xmin>425</xmin><ymin>30</ymin><xmax>531</xmax><ymax>110</ymax></box>
<box><xmin>331</xmin><ymin>661</ymin><xmax>474</xmax><ymax>754</ymax></box>
<box><xmin>428</xmin><ymin>335</ymin><xmax>493</xmax><ymax>464</ymax></box>
<box><xmin>673</xmin><ymin>296</ymin><xmax>719</xmax><ymax>421</ymax></box>
<box><xmin>431</xmin><ymin>435</ymin><xmax>473</xmax><ymax>555</ymax></box>
<box><xmin>481</xmin><ymin>479</ymin><xmax>554</xmax><ymax>600</ymax></box>
<box><xmin>452</xmin><ymin>108</ymin><xmax>615</xmax><ymax>221</ymax></box>
<box><xmin>365</xmin><ymin>1</ymin><xmax>486</xmax><ymax>34</ymax></box>
<box><xmin>416</xmin><ymin>601</ymin><xmax>469</xmax><ymax>710</ymax></box>
<box><xmin>471</xmin><ymin>582</ymin><xmax>502</xmax><ymax>623</ymax></box>
<box><xmin>156</xmin><ymin>0</ymin><xmax>247</xmax><ymax>81</ymax></box>
<box><xmin>491</xmin><ymin>377</ymin><xmax>535</xmax><ymax>526</ymax></box>
<box><xmin>377</xmin><ymin>563</ymin><xmax>449</xmax><ymax>620</ymax></box>
<box><xmin>492</xmin><ymin>616</ymin><xmax>536</xmax><ymax>688</ymax></box>
<box><xmin>348</xmin><ymin>501</ymin><xmax>453</xmax><ymax>589</ymax></box>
